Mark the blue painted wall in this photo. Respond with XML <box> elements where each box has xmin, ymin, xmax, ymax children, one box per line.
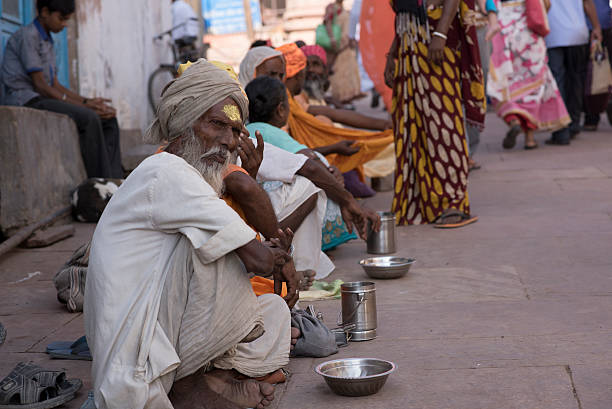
<box><xmin>0</xmin><ymin>0</ymin><xmax>69</xmax><ymax>88</ymax></box>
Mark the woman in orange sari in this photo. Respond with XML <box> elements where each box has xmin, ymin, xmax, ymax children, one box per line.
<box><xmin>384</xmin><ymin>0</ymin><xmax>486</xmax><ymax>227</ymax></box>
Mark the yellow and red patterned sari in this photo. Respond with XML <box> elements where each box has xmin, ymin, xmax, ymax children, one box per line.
<box><xmin>390</xmin><ymin>0</ymin><xmax>486</xmax><ymax>225</ymax></box>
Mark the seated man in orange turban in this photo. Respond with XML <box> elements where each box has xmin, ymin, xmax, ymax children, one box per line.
<box><xmin>273</xmin><ymin>43</ymin><xmax>391</xmax><ymax>131</ymax></box>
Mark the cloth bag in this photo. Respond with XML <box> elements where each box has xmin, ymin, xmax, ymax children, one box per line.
<box><xmin>315</xmin><ymin>23</ymin><xmax>341</xmax><ymax>51</ymax></box>
<box><xmin>53</xmin><ymin>242</ymin><xmax>91</xmax><ymax>313</ymax></box>
<box><xmin>584</xmin><ymin>42</ymin><xmax>612</xmax><ymax>113</ymax></box>
<box><xmin>290</xmin><ymin>309</ymin><xmax>338</xmax><ymax>358</ymax></box>
<box><xmin>525</xmin><ymin>0</ymin><xmax>550</xmax><ymax>37</ymax></box>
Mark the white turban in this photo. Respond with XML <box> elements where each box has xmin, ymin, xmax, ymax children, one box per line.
<box><xmin>145</xmin><ymin>59</ymin><xmax>249</xmax><ymax>144</ymax></box>
<box><xmin>238</xmin><ymin>46</ymin><xmax>283</xmax><ymax>88</ymax></box>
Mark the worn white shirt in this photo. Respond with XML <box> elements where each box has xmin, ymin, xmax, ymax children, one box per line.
<box><xmin>171</xmin><ymin>0</ymin><xmax>199</xmax><ymax>40</ymax></box>
<box><xmin>84</xmin><ymin>152</ymin><xmax>256</xmax><ymax>409</ymax></box>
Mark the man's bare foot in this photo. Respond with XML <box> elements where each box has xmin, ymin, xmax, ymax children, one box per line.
<box><xmin>291</xmin><ymin>326</ymin><xmax>301</xmax><ymax>351</ymax></box>
<box><xmin>299</xmin><ymin>270</ymin><xmax>315</xmax><ymax>290</ymax></box>
<box><xmin>255</xmin><ymin>369</ymin><xmax>287</xmax><ymax>385</ymax></box>
<box><xmin>205</xmin><ymin>370</ymin><xmax>275</xmax><ymax>409</ymax></box>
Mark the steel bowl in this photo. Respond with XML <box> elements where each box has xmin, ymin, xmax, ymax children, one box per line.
<box><xmin>315</xmin><ymin>358</ymin><xmax>396</xmax><ymax>397</ymax></box>
<box><xmin>359</xmin><ymin>257</ymin><xmax>415</xmax><ymax>279</ymax></box>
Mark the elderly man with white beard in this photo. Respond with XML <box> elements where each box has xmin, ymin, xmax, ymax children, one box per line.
<box><xmin>84</xmin><ymin>59</ymin><xmax>300</xmax><ymax>409</ymax></box>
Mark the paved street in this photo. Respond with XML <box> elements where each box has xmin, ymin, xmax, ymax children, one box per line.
<box><xmin>1</xmin><ymin>111</ymin><xmax>611</xmax><ymax>408</ymax></box>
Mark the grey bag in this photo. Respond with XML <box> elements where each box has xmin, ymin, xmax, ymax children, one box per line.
<box><xmin>290</xmin><ymin>309</ymin><xmax>338</xmax><ymax>358</ymax></box>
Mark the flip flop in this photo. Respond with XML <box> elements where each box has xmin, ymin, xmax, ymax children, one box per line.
<box><xmin>433</xmin><ymin>210</ymin><xmax>479</xmax><ymax>229</ymax></box>
<box><xmin>503</xmin><ymin>124</ymin><xmax>521</xmax><ymax>149</ymax></box>
<box><xmin>46</xmin><ymin>336</ymin><xmax>91</xmax><ymax>361</ymax></box>
<box><xmin>524</xmin><ymin>143</ymin><xmax>538</xmax><ymax>150</ymax></box>
<box><xmin>78</xmin><ymin>391</ymin><xmax>95</xmax><ymax>409</ymax></box>
<box><xmin>0</xmin><ymin>362</ymin><xmax>81</xmax><ymax>408</ymax></box>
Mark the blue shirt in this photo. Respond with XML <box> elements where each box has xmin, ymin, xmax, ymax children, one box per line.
<box><xmin>246</xmin><ymin>122</ymin><xmax>309</xmax><ymax>154</ymax></box>
<box><xmin>588</xmin><ymin>0</ymin><xmax>611</xmax><ymax>30</ymax></box>
<box><xmin>1</xmin><ymin>19</ymin><xmax>56</xmax><ymax>106</ymax></box>
<box><xmin>545</xmin><ymin>0</ymin><xmax>590</xmax><ymax>48</ymax></box>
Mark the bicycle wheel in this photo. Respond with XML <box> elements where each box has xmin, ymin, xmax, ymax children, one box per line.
<box><xmin>148</xmin><ymin>65</ymin><xmax>176</xmax><ymax>113</ymax></box>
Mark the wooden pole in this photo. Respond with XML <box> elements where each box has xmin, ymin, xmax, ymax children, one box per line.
<box><xmin>243</xmin><ymin>0</ymin><xmax>255</xmax><ymax>41</ymax></box>
<box><xmin>0</xmin><ymin>206</ymin><xmax>72</xmax><ymax>259</ymax></box>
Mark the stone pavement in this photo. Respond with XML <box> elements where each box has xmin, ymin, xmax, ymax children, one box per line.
<box><xmin>1</xmin><ymin>111</ymin><xmax>611</xmax><ymax>408</ymax></box>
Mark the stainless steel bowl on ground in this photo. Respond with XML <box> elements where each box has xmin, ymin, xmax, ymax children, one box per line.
<box><xmin>315</xmin><ymin>358</ymin><xmax>396</xmax><ymax>396</ymax></box>
<box><xmin>359</xmin><ymin>257</ymin><xmax>415</xmax><ymax>279</ymax></box>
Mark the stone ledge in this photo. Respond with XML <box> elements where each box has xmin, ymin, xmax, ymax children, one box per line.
<box><xmin>0</xmin><ymin>106</ymin><xmax>86</xmax><ymax>237</ymax></box>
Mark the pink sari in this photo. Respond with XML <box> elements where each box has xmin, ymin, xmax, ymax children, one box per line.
<box><xmin>488</xmin><ymin>0</ymin><xmax>570</xmax><ymax>131</ymax></box>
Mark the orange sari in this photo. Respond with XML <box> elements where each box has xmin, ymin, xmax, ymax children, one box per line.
<box><xmin>287</xmin><ymin>93</ymin><xmax>394</xmax><ymax>175</ymax></box>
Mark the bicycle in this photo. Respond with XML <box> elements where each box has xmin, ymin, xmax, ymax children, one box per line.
<box><xmin>148</xmin><ymin>19</ymin><xmax>209</xmax><ymax>112</ymax></box>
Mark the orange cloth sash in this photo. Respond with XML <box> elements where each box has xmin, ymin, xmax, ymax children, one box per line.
<box><xmin>222</xmin><ymin>166</ymin><xmax>287</xmax><ymax>297</ymax></box>
<box><xmin>287</xmin><ymin>93</ymin><xmax>394</xmax><ymax>173</ymax></box>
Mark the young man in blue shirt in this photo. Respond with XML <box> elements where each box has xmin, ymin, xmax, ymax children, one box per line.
<box><xmin>1</xmin><ymin>0</ymin><xmax>123</xmax><ymax>178</ymax></box>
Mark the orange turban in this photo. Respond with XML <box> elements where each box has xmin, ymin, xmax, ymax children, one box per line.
<box><xmin>276</xmin><ymin>43</ymin><xmax>307</xmax><ymax>79</ymax></box>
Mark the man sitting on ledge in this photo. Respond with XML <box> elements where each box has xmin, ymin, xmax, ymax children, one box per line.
<box><xmin>84</xmin><ymin>59</ymin><xmax>299</xmax><ymax>409</ymax></box>
<box><xmin>0</xmin><ymin>0</ymin><xmax>122</xmax><ymax>178</ymax></box>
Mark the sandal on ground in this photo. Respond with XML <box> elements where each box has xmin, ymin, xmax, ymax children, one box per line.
<box><xmin>0</xmin><ymin>323</ymin><xmax>5</xmax><ymax>346</ymax></box>
<box><xmin>524</xmin><ymin>143</ymin><xmax>538</xmax><ymax>150</ymax></box>
<box><xmin>46</xmin><ymin>336</ymin><xmax>91</xmax><ymax>361</ymax></box>
<box><xmin>78</xmin><ymin>391</ymin><xmax>94</xmax><ymax>409</ymax></box>
<box><xmin>468</xmin><ymin>158</ymin><xmax>481</xmax><ymax>172</ymax></box>
<box><xmin>433</xmin><ymin>210</ymin><xmax>479</xmax><ymax>229</ymax></box>
<box><xmin>0</xmin><ymin>362</ymin><xmax>82</xmax><ymax>408</ymax></box>
<box><xmin>503</xmin><ymin>124</ymin><xmax>521</xmax><ymax>149</ymax></box>
<box><xmin>583</xmin><ymin>124</ymin><xmax>597</xmax><ymax>132</ymax></box>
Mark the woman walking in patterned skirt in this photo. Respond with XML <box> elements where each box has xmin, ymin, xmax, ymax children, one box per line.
<box><xmin>488</xmin><ymin>0</ymin><xmax>570</xmax><ymax>150</ymax></box>
<box><xmin>384</xmin><ymin>0</ymin><xmax>486</xmax><ymax>227</ymax></box>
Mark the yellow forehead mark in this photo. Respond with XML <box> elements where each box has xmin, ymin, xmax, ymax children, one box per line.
<box><xmin>222</xmin><ymin>105</ymin><xmax>241</xmax><ymax>122</ymax></box>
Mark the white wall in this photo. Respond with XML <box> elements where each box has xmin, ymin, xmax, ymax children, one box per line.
<box><xmin>76</xmin><ymin>0</ymin><xmax>173</xmax><ymax>131</ymax></box>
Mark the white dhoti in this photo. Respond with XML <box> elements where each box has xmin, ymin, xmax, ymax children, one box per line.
<box><xmin>263</xmin><ymin>175</ymin><xmax>335</xmax><ymax>279</ymax></box>
<box><xmin>155</xmin><ymin>237</ymin><xmax>290</xmax><ymax>398</ymax></box>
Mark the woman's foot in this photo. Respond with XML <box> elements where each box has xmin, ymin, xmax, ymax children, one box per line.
<box><xmin>299</xmin><ymin>270</ymin><xmax>315</xmax><ymax>291</ymax></box>
<box><xmin>524</xmin><ymin>130</ymin><xmax>537</xmax><ymax>150</ymax></box>
<box><xmin>433</xmin><ymin>209</ymin><xmax>478</xmax><ymax>229</ymax></box>
<box><xmin>468</xmin><ymin>157</ymin><xmax>481</xmax><ymax>172</ymax></box>
<box><xmin>503</xmin><ymin>122</ymin><xmax>522</xmax><ymax>149</ymax></box>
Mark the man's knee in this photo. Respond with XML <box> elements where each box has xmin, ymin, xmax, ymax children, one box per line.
<box><xmin>257</xmin><ymin>293</ymin><xmax>290</xmax><ymax>321</ymax></box>
<box><xmin>75</xmin><ymin>106</ymin><xmax>103</xmax><ymax>130</ymax></box>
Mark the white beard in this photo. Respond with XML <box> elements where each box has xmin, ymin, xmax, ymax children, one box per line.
<box><xmin>177</xmin><ymin>131</ymin><xmax>235</xmax><ymax>197</ymax></box>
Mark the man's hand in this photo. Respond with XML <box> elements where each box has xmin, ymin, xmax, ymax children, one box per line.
<box><xmin>328</xmin><ymin>165</ymin><xmax>345</xmax><ymax>187</ymax></box>
<box><xmin>86</xmin><ymin>98</ymin><xmax>116</xmax><ymax>119</ymax></box>
<box><xmin>340</xmin><ymin>199</ymin><xmax>381</xmax><ymax>240</ymax></box>
<box><xmin>238</xmin><ymin>130</ymin><xmax>264</xmax><ymax>179</ymax></box>
<box><xmin>591</xmin><ymin>27</ymin><xmax>603</xmax><ymax>43</ymax></box>
<box><xmin>269</xmin><ymin>228</ymin><xmax>294</xmax><ymax>253</ymax></box>
<box><xmin>332</xmin><ymin>140</ymin><xmax>360</xmax><ymax>156</ymax></box>
<box><xmin>273</xmin><ymin>259</ymin><xmax>301</xmax><ymax>309</ymax></box>
<box><xmin>428</xmin><ymin>36</ymin><xmax>446</xmax><ymax>66</ymax></box>
<box><xmin>384</xmin><ymin>55</ymin><xmax>396</xmax><ymax>88</ymax></box>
